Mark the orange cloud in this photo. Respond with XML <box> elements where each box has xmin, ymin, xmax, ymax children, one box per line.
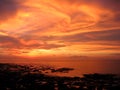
<box><xmin>0</xmin><ymin>0</ymin><xmax>25</xmax><ymax>23</ymax></box>
<box><xmin>0</xmin><ymin>0</ymin><xmax>120</xmax><ymax>60</ymax></box>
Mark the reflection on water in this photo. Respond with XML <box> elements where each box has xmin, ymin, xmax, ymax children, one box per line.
<box><xmin>0</xmin><ymin>62</ymin><xmax>120</xmax><ymax>90</ymax></box>
<box><xmin>18</xmin><ymin>60</ymin><xmax>120</xmax><ymax>77</ymax></box>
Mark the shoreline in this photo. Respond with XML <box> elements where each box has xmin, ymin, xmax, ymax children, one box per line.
<box><xmin>0</xmin><ymin>63</ymin><xmax>120</xmax><ymax>90</ymax></box>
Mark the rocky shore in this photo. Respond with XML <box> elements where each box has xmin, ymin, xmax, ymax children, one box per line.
<box><xmin>0</xmin><ymin>63</ymin><xmax>120</xmax><ymax>90</ymax></box>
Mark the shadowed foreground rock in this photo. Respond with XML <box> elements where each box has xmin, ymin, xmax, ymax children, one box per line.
<box><xmin>0</xmin><ymin>63</ymin><xmax>120</xmax><ymax>90</ymax></box>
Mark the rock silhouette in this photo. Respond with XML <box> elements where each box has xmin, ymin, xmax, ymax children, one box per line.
<box><xmin>0</xmin><ymin>63</ymin><xmax>120</xmax><ymax>90</ymax></box>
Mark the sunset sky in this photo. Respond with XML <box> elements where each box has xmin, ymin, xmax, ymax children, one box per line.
<box><xmin>0</xmin><ymin>0</ymin><xmax>120</xmax><ymax>62</ymax></box>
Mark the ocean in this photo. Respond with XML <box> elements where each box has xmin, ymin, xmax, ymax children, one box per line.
<box><xmin>0</xmin><ymin>60</ymin><xmax>120</xmax><ymax>90</ymax></box>
<box><xmin>16</xmin><ymin>59</ymin><xmax>120</xmax><ymax>77</ymax></box>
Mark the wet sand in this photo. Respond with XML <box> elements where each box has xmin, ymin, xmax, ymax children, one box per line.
<box><xmin>0</xmin><ymin>63</ymin><xmax>120</xmax><ymax>90</ymax></box>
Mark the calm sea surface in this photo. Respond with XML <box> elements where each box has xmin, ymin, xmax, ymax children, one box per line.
<box><xmin>17</xmin><ymin>60</ymin><xmax>120</xmax><ymax>77</ymax></box>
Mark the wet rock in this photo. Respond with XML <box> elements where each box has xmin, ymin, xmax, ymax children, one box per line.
<box><xmin>0</xmin><ymin>63</ymin><xmax>120</xmax><ymax>90</ymax></box>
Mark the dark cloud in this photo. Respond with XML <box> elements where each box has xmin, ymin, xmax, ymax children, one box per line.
<box><xmin>59</xmin><ymin>29</ymin><xmax>120</xmax><ymax>43</ymax></box>
<box><xmin>39</xmin><ymin>43</ymin><xmax>66</xmax><ymax>49</ymax></box>
<box><xmin>21</xmin><ymin>29</ymin><xmax>120</xmax><ymax>46</ymax></box>
<box><xmin>91</xmin><ymin>30</ymin><xmax>120</xmax><ymax>41</ymax></box>
<box><xmin>92</xmin><ymin>0</ymin><xmax>120</xmax><ymax>23</ymax></box>
<box><xmin>57</xmin><ymin>0</ymin><xmax>120</xmax><ymax>9</ymax></box>
<box><xmin>0</xmin><ymin>35</ymin><xmax>22</xmax><ymax>48</ymax></box>
<box><xmin>95</xmin><ymin>0</ymin><xmax>120</xmax><ymax>11</ymax></box>
<box><xmin>83</xmin><ymin>47</ymin><xmax>120</xmax><ymax>52</ymax></box>
<box><xmin>0</xmin><ymin>0</ymin><xmax>23</xmax><ymax>22</ymax></box>
<box><xmin>0</xmin><ymin>35</ymin><xmax>20</xmax><ymax>43</ymax></box>
<box><xmin>0</xmin><ymin>35</ymin><xmax>65</xmax><ymax>49</ymax></box>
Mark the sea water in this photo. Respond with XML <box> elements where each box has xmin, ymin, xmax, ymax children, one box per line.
<box><xmin>16</xmin><ymin>60</ymin><xmax>120</xmax><ymax>77</ymax></box>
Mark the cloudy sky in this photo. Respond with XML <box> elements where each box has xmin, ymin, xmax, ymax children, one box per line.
<box><xmin>0</xmin><ymin>0</ymin><xmax>120</xmax><ymax>62</ymax></box>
